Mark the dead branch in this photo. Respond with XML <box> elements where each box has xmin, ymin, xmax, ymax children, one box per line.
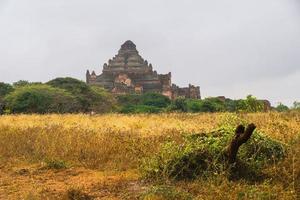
<box><xmin>226</xmin><ymin>123</ymin><xmax>256</xmax><ymax>164</ymax></box>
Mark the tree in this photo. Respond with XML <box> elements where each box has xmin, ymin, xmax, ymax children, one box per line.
<box><xmin>236</xmin><ymin>95</ymin><xmax>264</xmax><ymax>112</ymax></box>
<box><xmin>170</xmin><ymin>97</ymin><xmax>188</xmax><ymax>112</ymax></box>
<box><xmin>0</xmin><ymin>82</ymin><xmax>14</xmax><ymax>115</ymax></box>
<box><xmin>201</xmin><ymin>97</ymin><xmax>226</xmax><ymax>112</ymax></box>
<box><xmin>141</xmin><ymin>93</ymin><xmax>171</xmax><ymax>108</ymax></box>
<box><xmin>275</xmin><ymin>103</ymin><xmax>289</xmax><ymax>112</ymax></box>
<box><xmin>0</xmin><ymin>82</ymin><xmax>14</xmax><ymax>97</ymax></box>
<box><xmin>47</xmin><ymin>77</ymin><xmax>113</xmax><ymax>112</ymax></box>
<box><xmin>186</xmin><ymin>99</ymin><xmax>202</xmax><ymax>112</ymax></box>
<box><xmin>5</xmin><ymin>84</ymin><xmax>79</xmax><ymax>114</ymax></box>
<box><xmin>292</xmin><ymin>101</ymin><xmax>300</xmax><ymax>110</ymax></box>
<box><xmin>90</xmin><ymin>85</ymin><xmax>116</xmax><ymax>112</ymax></box>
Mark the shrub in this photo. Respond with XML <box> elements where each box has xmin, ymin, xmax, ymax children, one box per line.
<box><xmin>120</xmin><ymin>105</ymin><xmax>161</xmax><ymax>114</ymax></box>
<box><xmin>0</xmin><ymin>82</ymin><xmax>14</xmax><ymax>97</ymax></box>
<box><xmin>116</xmin><ymin>94</ymin><xmax>142</xmax><ymax>106</ymax></box>
<box><xmin>170</xmin><ymin>97</ymin><xmax>226</xmax><ymax>113</ymax></box>
<box><xmin>141</xmin><ymin>93</ymin><xmax>171</xmax><ymax>108</ymax></box>
<box><xmin>47</xmin><ymin>77</ymin><xmax>114</xmax><ymax>113</ymax></box>
<box><xmin>200</xmin><ymin>97</ymin><xmax>226</xmax><ymax>112</ymax></box>
<box><xmin>275</xmin><ymin>103</ymin><xmax>289</xmax><ymax>112</ymax></box>
<box><xmin>186</xmin><ymin>99</ymin><xmax>202</xmax><ymax>112</ymax></box>
<box><xmin>13</xmin><ymin>80</ymin><xmax>31</xmax><ymax>88</ymax></box>
<box><xmin>292</xmin><ymin>101</ymin><xmax>300</xmax><ymax>110</ymax></box>
<box><xmin>0</xmin><ymin>82</ymin><xmax>14</xmax><ymax>114</ymax></box>
<box><xmin>45</xmin><ymin>159</ymin><xmax>68</xmax><ymax>170</ymax></box>
<box><xmin>117</xmin><ymin>93</ymin><xmax>170</xmax><ymax>113</ymax></box>
<box><xmin>141</xmin><ymin>116</ymin><xmax>285</xmax><ymax>181</ymax></box>
<box><xmin>236</xmin><ymin>95</ymin><xmax>265</xmax><ymax>112</ymax></box>
<box><xmin>169</xmin><ymin>97</ymin><xmax>188</xmax><ymax>112</ymax></box>
<box><xmin>5</xmin><ymin>84</ymin><xmax>79</xmax><ymax>114</ymax></box>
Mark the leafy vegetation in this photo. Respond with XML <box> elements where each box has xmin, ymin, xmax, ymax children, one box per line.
<box><xmin>141</xmin><ymin>115</ymin><xmax>285</xmax><ymax>181</ymax></box>
<box><xmin>116</xmin><ymin>92</ymin><xmax>171</xmax><ymax>113</ymax></box>
<box><xmin>0</xmin><ymin>82</ymin><xmax>14</xmax><ymax>97</ymax></box>
<box><xmin>292</xmin><ymin>101</ymin><xmax>300</xmax><ymax>110</ymax></box>
<box><xmin>47</xmin><ymin>77</ymin><xmax>114</xmax><ymax>113</ymax></box>
<box><xmin>275</xmin><ymin>103</ymin><xmax>290</xmax><ymax>112</ymax></box>
<box><xmin>5</xmin><ymin>84</ymin><xmax>79</xmax><ymax>114</ymax></box>
<box><xmin>0</xmin><ymin>78</ymin><xmax>298</xmax><ymax>115</ymax></box>
<box><xmin>44</xmin><ymin>159</ymin><xmax>68</xmax><ymax>170</ymax></box>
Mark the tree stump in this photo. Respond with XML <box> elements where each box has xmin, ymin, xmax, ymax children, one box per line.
<box><xmin>225</xmin><ymin>123</ymin><xmax>256</xmax><ymax>164</ymax></box>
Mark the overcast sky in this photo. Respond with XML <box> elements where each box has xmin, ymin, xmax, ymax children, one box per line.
<box><xmin>0</xmin><ymin>0</ymin><xmax>299</xmax><ymax>106</ymax></box>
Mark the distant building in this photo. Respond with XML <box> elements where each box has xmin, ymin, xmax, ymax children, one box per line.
<box><xmin>86</xmin><ymin>40</ymin><xmax>200</xmax><ymax>99</ymax></box>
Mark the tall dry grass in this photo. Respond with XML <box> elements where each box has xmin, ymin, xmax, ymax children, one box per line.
<box><xmin>0</xmin><ymin>112</ymin><xmax>299</xmax><ymax>199</ymax></box>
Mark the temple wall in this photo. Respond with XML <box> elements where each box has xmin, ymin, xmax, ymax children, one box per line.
<box><xmin>86</xmin><ymin>40</ymin><xmax>201</xmax><ymax>99</ymax></box>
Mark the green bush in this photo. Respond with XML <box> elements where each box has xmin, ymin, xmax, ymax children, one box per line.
<box><xmin>45</xmin><ymin>159</ymin><xmax>68</xmax><ymax>170</ymax></box>
<box><xmin>5</xmin><ymin>84</ymin><xmax>79</xmax><ymax>114</ymax></box>
<box><xmin>120</xmin><ymin>105</ymin><xmax>161</xmax><ymax>114</ymax></box>
<box><xmin>236</xmin><ymin>95</ymin><xmax>265</xmax><ymax>112</ymax></box>
<box><xmin>200</xmin><ymin>98</ymin><xmax>226</xmax><ymax>112</ymax></box>
<box><xmin>141</xmin><ymin>93</ymin><xmax>171</xmax><ymax>108</ymax></box>
<box><xmin>116</xmin><ymin>94</ymin><xmax>142</xmax><ymax>106</ymax></box>
<box><xmin>117</xmin><ymin>92</ymin><xmax>170</xmax><ymax>113</ymax></box>
<box><xmin>168</xmin><ymin>97</ymin><xmax>188</xmax><ymax>112</ymax></box>
<box><xmin>141</xmin><ymin>115</ymin><xmax>285</xmax><ymax>181</ymax></box>
<box><xmin>45</xmin><ymin>159</ymin><xmax>68</xmax><ymax>169</ymax></box>
<box><xmin>186</xmin><ymin>99</ymin><xmax>202</xmax><ymax>112</ymax></box>
<box><xmin>0</xmin><ymin>82</ymin><xmax>14</xmax><ymax>97</ymax></box>
<box><xmin>47</xmin><ymin>77</ymin><xmax>113</xmax><ymax>112</ymax></box>
<box><xmin>0</xmin><ymin>82</ymin><xmax>14</xmax><ymax>114</ymax></box>
<box><xmin>275</xmin><ymin>103</ymin><xmax>289</xmax><ymax>112</ymax></box>
<box><xmin>292</xmin><ymin>101</ymin><xmax>300</xmax><ymax>110</ymax></box>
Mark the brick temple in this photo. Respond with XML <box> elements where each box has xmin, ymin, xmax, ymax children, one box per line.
<box><xmin>86</xmin><ymin>40</ymin><xmax>200</xmax><ymax>99</ymax></box>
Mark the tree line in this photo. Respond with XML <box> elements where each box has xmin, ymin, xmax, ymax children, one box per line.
<box><xmin>0</xmin><ymin>77</ymin><xmax>298</xmax><ymax>114</ymax></box>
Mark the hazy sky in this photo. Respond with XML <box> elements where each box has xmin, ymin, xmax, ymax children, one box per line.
<box><xmin>0</xmin><ymin>0</ymin><xmax>299</xmax><ymax>106</ymax></box>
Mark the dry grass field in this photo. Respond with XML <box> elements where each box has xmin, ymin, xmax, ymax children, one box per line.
<box><xmin>0</xmin><ymin>112</ymin><xmax>299</xmax><ymax>199</ymax></box>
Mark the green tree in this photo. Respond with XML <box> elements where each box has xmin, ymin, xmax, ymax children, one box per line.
<box><xmin>0</xmin><ymin>82</ymin><xmax>14</xmax><ymax>114</ymax></box>
<box><xmin>167</xmin><ymin>97</ymin><xmax>188</xmax><ymax>112</ymax></box>
<box><xmin>292</xmin><ymin>101</ymin><xmax>300</xmax><ymax>110</ymax></box>
<box><xmin>47</xmin><ymin>77</ymin><xmax>113</xmax><ymax>112</ymax></box>
<box><xmin>201</xmin><ymin>97</ymin><xmax>226</xmax><ymax>112</ymax></box>
<box><xmin>186</xmin><ymin>99</ymin><xmax>202</xmax><ymax>112</ymax></box>
<box><xmin>275</xmin><ymin>103</ymin><xmax>289</xmax><ymax>112</ymax></box>
<box><xmin>236</xmin><ymin>95</ymin><xmax>264</xmax><ymax>112</ymax></box>
<box><xmin>141</xmin><ymin>93</ymin><xmax>171</xmax><ymax>108</ymax></box>
<box><xmin>116</xmin><ymin>92</ymin><xmax>171</xmax><ymax>113</ymax></box>
<box><xmin>0</xmin><ymin>82</ymin><xmax>14</xmax><ymax>97</ymax></box>
<box><xmin>90</xmin><ymin>85</ymin><xmax>116</xmax><ymax>112</ymax></box>
<box><xmin>5</xmin><ymin>84</ymin><xmax>79</xmax><ymax>114</ymax></box>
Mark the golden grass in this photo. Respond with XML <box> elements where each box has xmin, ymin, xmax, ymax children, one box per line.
<box><xmin>0</xmin><ymin>112</ymin><xmax>299</xmax><ymax>199</ymax></box>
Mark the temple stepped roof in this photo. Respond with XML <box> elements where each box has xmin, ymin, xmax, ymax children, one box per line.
<box><xmin>104</xmin><ymin>41</ymin><xmax>149</xmax><ymax>70</ymax></box>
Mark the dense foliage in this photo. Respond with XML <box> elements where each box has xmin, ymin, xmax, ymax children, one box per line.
<box><xmin>5</xmin><ymin>84</ymin><xmax>79</xmax><ymax>114</ymax></box>
<box><xmin>275</xmin><ymin>103</ymin><xmax>290</xmax><ymax>112</ymax></box>
<box><xmin>0</xmin><ymin>82</ymin><xmax>14</xmax><ymax>97</ymax></box>
<box><xmin>47</xmin><ymin>77</ymin><xmax>113</xmax><ymax>112</ymax></box>
<box><xmin>0</xmin><ymin>78</ymin><xmax>297</xmax><ymax>114</ymax></box>
<box><xmin>117</xmin><ymin>93</ymin><xmax>171</xmax><ymax>113</ymax></box>
<box><xmin>1</xmin><ymin>78</ymin><xmax>114</xmax><ymax>114</ymax></box>
<box><xmin>141</xmin><ymin>114</ymin><xmax>286</xmax><ymax>181</ymax></box>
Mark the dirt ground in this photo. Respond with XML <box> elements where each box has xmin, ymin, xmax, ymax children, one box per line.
<box><xmin>0</xmin><ymin>162</ymin><xmax>146</xmax><ymax>200</ymax></box>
